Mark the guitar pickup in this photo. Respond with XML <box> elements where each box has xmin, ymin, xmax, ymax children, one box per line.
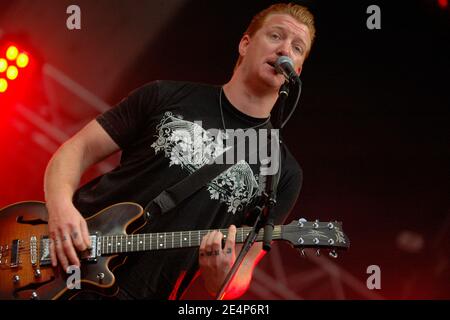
<box><xmin>39</xmin><ymin>235</ymin><xmax>98</xmax><ymax>266</ymax></box>
<box><xmin>79</xmin><ymin>235</ymin><xmax>98</xmax><ymax>262</ymax></box>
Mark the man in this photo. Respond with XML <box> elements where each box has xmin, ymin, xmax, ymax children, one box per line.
<box><xmin>44</xmin><ymin>3</ymin><xmax>315</xmax><ymax>299</ymax></box>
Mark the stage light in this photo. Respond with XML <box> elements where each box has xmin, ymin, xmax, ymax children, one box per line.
<box><xmin>16</xmin><ymin>53</ymin><xmax>29</xmax><ymax>68</ymax></box>
<box><xmin>6</xmin><ymin>46</ymin><xmax>19</xmax><ymax>61</ymax></box>
<box><xmin>0</xmin><ymin>58</ymin><xmax>7</xmax><ymax>73</ymax></box>
<box><xmin>6</xmin><ymin>65</ymin><xmax>18</xmax><ymax>80</ymax></box>
<box><xmin>0</xmin><ymin>42</ymin><xmax>33</xmax><ymax>95</ymax></box>
<box><xmin>0</xmin><ymin>78</ymin><xmax>7</xmax><ymax>93</ymax></box>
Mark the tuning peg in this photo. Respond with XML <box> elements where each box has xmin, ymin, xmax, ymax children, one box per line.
<box><xmin>298</xmin><ymin>218</ymin><xmax>307</xmax><ymax>227</ymax></box>
<box><xmin>299</xmin><ymin>249</ymin><xmax>306</xmax><ymax>257</ymax></box>
<box><xmin>316</xmin><ymin>249</ymin><xmax>321</xmax><ymax>256</ymax></box>
<box><xmin>329</xmin><ymin>250</ymin><xmax>338</xmax><ymax>259</ymax></box>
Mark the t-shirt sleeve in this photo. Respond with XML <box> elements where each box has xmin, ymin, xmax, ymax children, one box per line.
<box><xmin>96</xmin><ymin>81</ymin><xmax>160</xmax><ymax>149</ymax></box>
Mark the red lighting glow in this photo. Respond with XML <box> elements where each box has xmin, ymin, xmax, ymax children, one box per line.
<box><xmin>438</xmin><ymin>0</ymin><xmax>448</xmax><ymax>9</ymax></box>
<box><xmin>0</xmin><ymin>43</ymin><xmax>31</xmax><ymax>94</ymax></box>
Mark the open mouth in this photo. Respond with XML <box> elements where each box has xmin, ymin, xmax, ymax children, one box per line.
<box><xmin>266</xmin><ymin>61</ymin><xmax>281</xmax><ymax>75</ymax></box>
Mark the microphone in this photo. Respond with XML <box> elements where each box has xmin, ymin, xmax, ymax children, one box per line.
<box><xmin>275</xmin><ymin>56</ymin><xmax>300</xmax><ymax>84</ymax></box>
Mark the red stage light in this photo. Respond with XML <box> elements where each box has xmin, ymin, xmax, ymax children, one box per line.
<box><xmin>6</xmin><ymin>46</ymin><xmax>19</xmax><ymax>61</ymax></box>
<box><xmin>0</xmin><ymin>78</ymin><xmax>7</xmax><ymax>93</ymax></box>
<box><xmin>6</xmin><ymin>65</ymin><xmax>18</xmax><ymax>80</ymax></box>
<box><xmin>0</xmin><ymin>58</ymin><xmax>7</xmax><ymax>73</ymax></box>
<box><xmin>16</xmin><ymin>53</ymin><xmax>29</xmax><ymax>68</ymax></box>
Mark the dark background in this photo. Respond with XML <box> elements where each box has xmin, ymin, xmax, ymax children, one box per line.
<box><xmin>0</xmin><ymin>0</ymin><xmax>448</xmax><ymax>299</ymax></box>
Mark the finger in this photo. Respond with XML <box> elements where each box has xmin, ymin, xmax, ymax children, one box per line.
<box><xmin>70</xmin><ymin>226</ymin><xmax>86</xmax><ymax>252</ymax></box>
<box><xmin>80</xmin><ymin>219</ymin><xmax>91</xmax><ymax>249</ymax></box>
<box><xmin>199</xmin><ymin>232</ymin><xmax>209</xmax><ymax>259</ymax></box>
<box><xmin>61</xmin><ymin>231</ymin><xmax>80</xmax><ymax>268</ymax></box>
<box><xmin>205</xmin><ymin>231</ymin><xmax>217</xmax><ymax>256</ymax></box>
<box><xmin>54</xmin><ymin>233</ymin><xmax>69</xmax><ymax>271</ymax></box>
<box><xmin>49</xmin><ymin>231</ymin><xmax>57</xmax><ymax>267</ymax></box>
<box><xmin>224</xmin><ymin>225</ymin><xmax>236</xmax><ymax>251</ymax></box>
<box><xmin>211</xmin><ymin>231</ymin><xmax>223</xmax><ymax>256</ymax></box>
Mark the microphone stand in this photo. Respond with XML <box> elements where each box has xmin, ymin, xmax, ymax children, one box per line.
<box><xmin>215</xmin><ymin>84</ymin><xmax>287</xmax><ymax>300</ymax></box>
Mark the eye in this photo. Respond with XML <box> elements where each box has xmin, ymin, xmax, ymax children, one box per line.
<box><xmin>293</xmin><ymin>45</ymin><xmax>304</xmax><ymax>55</ymax></box>
<box><xmin>270</xmin><ymin>32</ymin><xmax>281</xmax><ymax>40</ymax></box>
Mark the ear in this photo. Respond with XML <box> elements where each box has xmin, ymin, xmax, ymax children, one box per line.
<box><xmin>238</xmin><ymin>34</ymin><xmax>251</xmax><ymax>57</ymax></box>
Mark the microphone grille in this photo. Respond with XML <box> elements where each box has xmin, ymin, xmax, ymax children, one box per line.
<box><xmin>276</xmin><ymin>56</ymin><xmax>294</xmax><ymax>67</ymax></box>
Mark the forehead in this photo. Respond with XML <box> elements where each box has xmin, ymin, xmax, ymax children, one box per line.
<box><xmin>260</xmin><ymin>13</ymin><xmax>311</xmax><ymax>47</ymax></box>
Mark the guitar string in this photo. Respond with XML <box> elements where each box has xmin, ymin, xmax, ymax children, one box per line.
<box><xmin>10</xmin><ymin>226</ymin><xmax>337</xmax><ymax>248</ymax></box>
<box><xmin>8</xmin><ymin>227</ymin><xmax>338</xmax><ymax>254</ymax></box>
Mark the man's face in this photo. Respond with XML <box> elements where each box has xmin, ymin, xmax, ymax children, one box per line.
<box><xmin>238</xmin><ymin>14</ymin><xmax>312</xmax><ymax>89</ymax></box>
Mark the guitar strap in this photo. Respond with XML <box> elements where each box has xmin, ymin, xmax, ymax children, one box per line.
<box><xmin>144</xmin><ymin>123</ymin><xmax>280</xmax><ymax>220</ymax></box>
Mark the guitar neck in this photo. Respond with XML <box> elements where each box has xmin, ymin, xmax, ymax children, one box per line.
<box><xmin>99</xmin><ymin>226</ymin><xmax>282</xmax><ymax>255</ymax></box>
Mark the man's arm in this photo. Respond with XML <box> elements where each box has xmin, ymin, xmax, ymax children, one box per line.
<box><xmin>44</xmin><ymin>119</ymin><xmax>120</xmax><ymax>271</ymax></box>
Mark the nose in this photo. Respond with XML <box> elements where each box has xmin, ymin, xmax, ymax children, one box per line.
<box><xmin>276</xmin><ymin>40</ymin><xmax>291</xmax><ymax>58</ymax></box>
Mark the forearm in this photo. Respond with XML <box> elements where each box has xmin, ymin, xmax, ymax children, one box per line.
<box><xmin>44</xmin><ymin>140</ymin><xmax>87</xmax><ymax>207</ymax></box>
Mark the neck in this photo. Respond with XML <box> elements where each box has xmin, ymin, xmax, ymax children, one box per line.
<box><xmin>223</xmin><ymin>73</ymin><xmax>279</xmax><ymax>119</ymax></box>
<box><xmin>99</xmin><ymin>226</ymin><xmax>283</xmax><ymax>254</ymax></box>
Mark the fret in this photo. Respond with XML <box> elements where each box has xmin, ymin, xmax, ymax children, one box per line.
<box><xmin>156</xmin><ymin>232</ymin><xmax>159</xmax><ymax>250</ymax></box>
<box><xmin>171</xmin><ymin>232</ymin><xmax>174</xmax><ymax>249</ymax></box>
<box><xmin>164</xmin><ymin>232</ymin><xmax>166</xmax><ymax>249</ymax></box>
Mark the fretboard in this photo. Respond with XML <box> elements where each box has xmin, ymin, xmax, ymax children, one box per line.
<box><xmin>99</xmin><ymin>226</ymin><xmax>282</xmax><ymax>255</ymax></box>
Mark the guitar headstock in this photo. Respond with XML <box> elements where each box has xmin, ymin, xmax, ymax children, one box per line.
<box><xmin>281</xmin><ymin>219</ymin><xmax>350</xmax><ymax>255</ymax></box>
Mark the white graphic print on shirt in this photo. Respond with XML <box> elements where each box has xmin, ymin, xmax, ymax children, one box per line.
<box><xmin>151</xmin><ymin>112</ymin><xmax>259</xmax><ymax>214</ymax></box>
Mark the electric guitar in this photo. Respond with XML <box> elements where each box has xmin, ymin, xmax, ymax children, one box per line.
<box><xmin>0</xmin><ymin>201</ymin><xmax>350</xmax><ymax>300</ymax></box>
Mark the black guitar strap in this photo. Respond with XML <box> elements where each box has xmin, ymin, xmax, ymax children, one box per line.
<box><xmin>144</xmin><ymin>123</ymin><xmax>280</xmax><ymax>220</ymax></box>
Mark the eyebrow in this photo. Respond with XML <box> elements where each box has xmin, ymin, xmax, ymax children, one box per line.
<box><xmin>270</xmin><ymin>25</ymin><xmax>307</xmax><ymax>49</ymax></box>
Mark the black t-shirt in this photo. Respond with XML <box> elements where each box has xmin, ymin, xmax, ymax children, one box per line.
<box><xmin>73</xmin><ymin>80</ymin><xmax>302</xmax><ymax>299</ymax></box>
